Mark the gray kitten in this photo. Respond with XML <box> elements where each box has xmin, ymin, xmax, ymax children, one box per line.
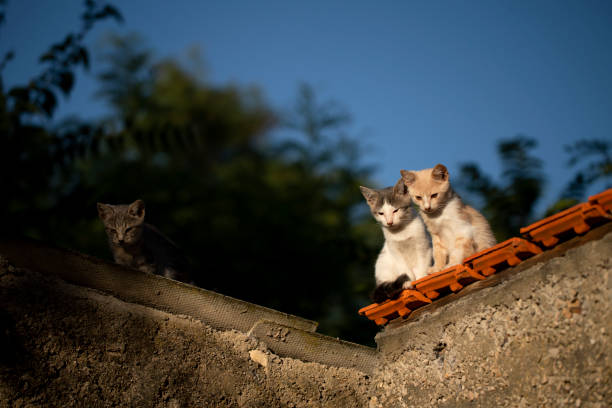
<box><xmin>97</xmin><ymin>199</ymin><xmax>193</xmax><ymax>283</ymax></box>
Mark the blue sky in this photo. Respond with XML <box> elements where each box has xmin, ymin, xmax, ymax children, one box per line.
<box><xmin>2</xmin><ymin>1</ymin><xmax>611</xmax><ymax>214</ymax></box>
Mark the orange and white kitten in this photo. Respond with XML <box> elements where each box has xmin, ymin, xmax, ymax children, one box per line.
<box><xmin>400</xmin><ymin>164</ymin><xmax>496</xmax><ymax>273</ymax></box>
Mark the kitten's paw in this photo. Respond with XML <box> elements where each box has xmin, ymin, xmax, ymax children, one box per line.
<box><xmin>402</xmin><ymin>280</ymin><xmax>414</xmax><ymax>290</ymax></box>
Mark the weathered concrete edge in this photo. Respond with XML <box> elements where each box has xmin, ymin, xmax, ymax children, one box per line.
<box><xmin>248</xmin><ymin>320</ymin><xmax>379</xmax><ymax>375</ymax></box>
<box><xmin>374</xmin><ymin>229</ymin><xmax>612</xmax><ymax>354</ymax></box>
<box><xmin>0</xmin><ymin>238</ymin><xmax>318</xmax><ymax>334</ymax></box>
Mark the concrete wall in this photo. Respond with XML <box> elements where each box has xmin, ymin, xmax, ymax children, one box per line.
<box><xmin>1</xmin><ymin>227</ymin><xmax>610</xmax><ymax>407</ymax></box>
<box><xmin>0</xmin><ymin>258</ymin><xmax>371</xmax><ymax>408</ymax></box>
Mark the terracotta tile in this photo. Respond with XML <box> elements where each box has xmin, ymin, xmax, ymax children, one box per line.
<box><xmin>454</xmin><ymin>265</ymin><xmax>486</xmax><ymax>287</ymax></box>
<box><xmin>463</xmin><ymin>238</ymin><xmax>542</xmax><ymax>277</ymax></box>
<box><xmin>413</xmin><ymin>265</ymin><xmax>464</xmax><ymax>300</ymax></box>
<box><xmin>520</xmin><ymin>202</ymin><xmax>607</xmax><ymax>247</ymax></box>
<box><xmin>358</xmin><ymin>289</ymin><xmax>431</xmax><ymax>326</ymax></box>
<box><xmin>589</xmin><ymin>188</ymin><xmax>612</xmax><ymax>213</ymax></box>
<box><xmin>358</xmin><ymin>297</ymin><xmax>402</xmax><ymax>321</ymax></box>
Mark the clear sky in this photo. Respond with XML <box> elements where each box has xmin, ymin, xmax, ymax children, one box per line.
<box><xmin>2</xmin><ymin>1</ymin><xmax>611</xmax><ymax>214</ymax></box>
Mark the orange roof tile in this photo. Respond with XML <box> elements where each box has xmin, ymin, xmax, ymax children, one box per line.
<box><xmin>463</xmin><ymin>237</ymin><xmax>542</xmax><ymax>277</ymax></box>
<box><xmin>413</xmin><ymin>265</ymin><xmax>464</xmax><ymax>300</ymax></box>
<box><xmin>588</xmin><ymin>188</ymin><xmax>612</xmax><ymax>213</ymax></box>
<box><xmin>520</xmin><ymin>202</ymin><xmax>609</xmax><ymax>247</ymax></box>
<box><xmin>358</xmin><ymin>290</ymin><xmax>431</xmax><ymax>325</ymax></box>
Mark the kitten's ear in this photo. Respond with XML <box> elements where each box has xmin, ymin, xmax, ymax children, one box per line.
<box><xmin>128</xmin><ymin>199</ymin><xmax>146</xmax><ymax>220</ymax></box>
<box><xmin>432</xmin><ymin>164</ymin><xmax>448</xmax><ymax>182</ymax></box>
<box><xmin>97</xmin><ymin>203</ymin><xmax>112</xmax><ymax>221</ymax></box>
<box><xmin>392</xmin><ymin>178</ymin><xmax>408</xmax><ymax>196</ymax></box>
<box><xmin>400</xmin><ymin>170</ymin><xmax>416</xmax><ymax>186</ymax></box>
<box><xmin>359</xmin><ymin>186</ymin><xmax>378</xmax><ymax>206</ymax></box>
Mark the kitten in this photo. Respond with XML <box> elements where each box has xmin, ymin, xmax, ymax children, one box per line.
<box><xmin>97</xmin><ymin>199</ymin><xmax>193</xmax><ymax>284</ymax></box>
<box><xmin>400</xmin><ymin>164</ymin><xmax>496</xmax><ymax>273</ymax></box>
<box><xmin>360</xmin><ymin>179</ymin><xmax>432</xmax><ymax>303</ymax></box>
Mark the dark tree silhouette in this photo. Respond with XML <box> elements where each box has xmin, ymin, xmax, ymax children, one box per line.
<box><xmin>543</xmin><ymin>139</ymin><xmax>611</xmax><ymax>216</ymax></box>
<box><xmin>457</xmin><ymin>136</ymin><xmax>545</xmax><ymax>240</ymax></box>
<box><xmin>0</xmin><ymin>1</ymin><xmax>122</xmax><ymax>238</ymax></box>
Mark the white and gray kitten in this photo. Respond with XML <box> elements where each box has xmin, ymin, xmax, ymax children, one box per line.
<box><xmin>360</xmin><ymin>179</ymin><xmax>432</xmax><ymax>303</ymax></box>
<box><xmin>97</xmin><ymin>199</ymin><xmax>193</xmax><ymax>284</ymax></box>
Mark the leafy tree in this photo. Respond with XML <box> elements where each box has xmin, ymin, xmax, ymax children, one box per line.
<box><xmin>457</xmin><ymin>136</ymin><xmax>545</xmax><ymax>240</ymax></box>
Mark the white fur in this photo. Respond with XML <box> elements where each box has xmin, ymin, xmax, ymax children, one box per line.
<box><xmin>373</xmin><ymin>202</ymin><xmax>404</xmax><ymax>228</ymax></box>
<box><xmin>374</xmin><ymin>206</ymin><xmax>432</xmax><ymax>286</ymax></box>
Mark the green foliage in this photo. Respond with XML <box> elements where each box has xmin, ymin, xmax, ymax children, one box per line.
<box><xmin>457</xmin><ymin>136</ymin><xmax>545</xmax><ymax>240</ymax></box>
<box><xmin>94</xmin><ymin>34</ymin><xmax>274</xmax><ymax>165</ymax></box>
<box><xmin>0</xmin><ymin>1</ymin><xmax>121</xmax><ymax>238</ymax></box>
<box><xmin>6</xmin><ymin>1</ymin><xmax>122</xmax><ymax>117</ymax></box>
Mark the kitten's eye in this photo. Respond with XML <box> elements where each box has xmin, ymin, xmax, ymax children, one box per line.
<box><xmin>393</xmin><ymin>209</ymin><xmax>399</xmax><ymax>213</ymax></box>
<box><xmin>415</xmin><ymin>196</ymin><xmax>422</xmax><ymax>200</ymax></box>
<box><xmin>378</xmin><ymin>212</ymin><xmax>384</xmax><ymax>215</ymax></box>
<box><xmin>431</xmin><ymin>193</ymin><xmax>438</xmax><ymax>198</ymax></box>
<box><xmin>125</xmin><ymin>227</ymin><xmax>133</xmax><ymax>233</ymax></box>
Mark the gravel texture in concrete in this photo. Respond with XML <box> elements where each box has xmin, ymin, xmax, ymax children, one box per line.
<box><xmin>0</xmin><ymin>257</ymin><xmax>371</xmax><ymax>408</ymax></box>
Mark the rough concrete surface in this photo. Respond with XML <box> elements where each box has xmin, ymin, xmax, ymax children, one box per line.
<box><xmin>0</xmin><ymin>257</ymin><xmax>371</xmax><ymax>408</ymax></box>
<box><xmin>370</xmin><ymin>231</ymin><xmax>612</xmax><ymax>408</ymax></box>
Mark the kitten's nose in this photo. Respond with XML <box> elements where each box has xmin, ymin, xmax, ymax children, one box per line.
<box><xmin>387</xmin><ymin>221</ymin><xmax>393</xmax><ymax>226</ymax></box>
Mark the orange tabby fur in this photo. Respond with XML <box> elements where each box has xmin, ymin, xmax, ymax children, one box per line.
<box><xmin>400</xmin><ymin>164</ymin><xmax>496</xmax><ymax>273</ymax></box>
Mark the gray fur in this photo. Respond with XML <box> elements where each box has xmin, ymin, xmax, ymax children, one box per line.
<box><xmin>97</xmin><ymin>200</ymin><xmax>193</xmax><ymax>284</ymax></box>
<box><xmin>360</xmin><ymin>179</ymin><xmax>412</xmax><ymax>215</ymax></box>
